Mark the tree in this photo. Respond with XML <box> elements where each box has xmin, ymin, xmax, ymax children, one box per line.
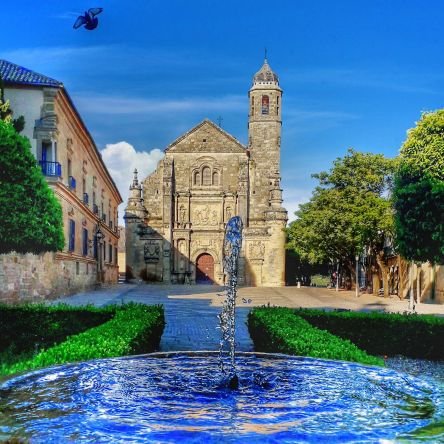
<box><xmin>287</xmin><ymin>149</ymin><xmax>397</xmax><ymax>294</ymax></box>
<box><xmin>393</xmin><ymin>111</ymin><xmax>444</xmax><ymax>304</ymax></box>
<box><xmin>394</xmin><ymin>169</ymin><xmax>444</xmax><ymax>264</ymax></box>
<box><xmin>394</xmin><ymin>110</ymin><xmax>444</xmax><ymax>265</ymax></box>
<box><xmin>0</xmin><ymin>120</ymin><xmax>64</xmax><ymax>254</ymax></box>
<box><xmin>0</xmin><ymin>75</ymin><xmax>25</xmax><ymax>133</ymax></box>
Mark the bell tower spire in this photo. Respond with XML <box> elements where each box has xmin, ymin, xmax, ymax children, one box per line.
<box><xmin>248</xmin><ymin>58</ymin><xmax>285</xmax><ymax>222</ymax></box>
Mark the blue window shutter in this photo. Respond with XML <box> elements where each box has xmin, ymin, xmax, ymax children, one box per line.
<box><xmin>69</xmin><ymin>220</ymin><xmax>75</xmax><ymax>252</ymax></box>
<box><xmin>83</xmin><ymin>228</ymin><xmax>88</xmax><ymax>256</ymax></box>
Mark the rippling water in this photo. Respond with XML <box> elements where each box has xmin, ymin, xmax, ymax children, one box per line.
<box><xmin>0</xmin><ymin>352</ymin><xmax>443</xmax><ymax>443</ymax></box>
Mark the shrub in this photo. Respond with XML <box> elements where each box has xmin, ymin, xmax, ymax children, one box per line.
<box><xmin>296</xmin><ymin>308</ymin><xmax>444</xmax><ymax>360</ymax></box>
<box><xmin>0</xmin><ymin>303</ymin><xmax>114</xmax><ymax>359</ymax></box>
<box><xmin>248</xmin><ymin>307</ymin><xmax>383</xmax><ymax>366</ymax></box>
<box><xmin>1</xmin><ymin>303</ymin><xmax>165</xmax><ymax>376</ymax></box>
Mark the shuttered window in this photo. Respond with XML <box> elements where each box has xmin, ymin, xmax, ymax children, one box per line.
<box><xmin>69</xmin><ymin>219</ymin><xmax>75</xmax><ymax>252</ymax></box>
<box><xmin>82</xmin><ymin>228</ymin><xmax>88</xmax><ymax>256</ymax></box>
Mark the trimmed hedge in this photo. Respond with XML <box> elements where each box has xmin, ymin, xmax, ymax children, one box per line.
<box><xmin>296</xmin><ymin>308</ymin><xmax>444</xmax><ymax>360</ymax></box>
<box><xmin>248</xmin><ymin>307</ymin><xmax>384</xmax><ymax>366</ymax></box>
<box><xmin>1</xmin><ymin>303</ymin><xmax>165</xmax><ymax>377</ymax></box>
<box><xmin>0</xmin><ymin>303</ymin><xmax>114</xmax><ymax>359</ymax></box>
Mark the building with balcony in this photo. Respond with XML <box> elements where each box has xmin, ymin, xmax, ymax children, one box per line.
<box><xmin>0</xmin><ymin>59</ymin><xmax>122</xmax><ymax>296</ymax></box>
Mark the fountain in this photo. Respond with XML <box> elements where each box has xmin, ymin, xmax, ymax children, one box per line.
<box><xmin>0</xmin><ymin>216</ymin><xmax>443</xmax><ymax>442</ymax></box>
<box><xmin>218</xmin><ymin>216</ymin><xmax>243</xmax><ymax>389</ymax></box>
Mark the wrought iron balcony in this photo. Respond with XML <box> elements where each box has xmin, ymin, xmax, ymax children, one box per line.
<box><xmin>39</xmin><ymin>161</ymin><xmax>61</xmax><ymax>177</ymax></box>
<box><xmin>83</xmin><ymin>193</ymin><xmax>89</xmax><ymax>205</ymax></box>
<box><xmin>68</xmin><ymin>176</ymin><xmax>76</xmax><ymax>191</ymax></box>
<box><xmin>102</xmin><ymin>214</ymin><xmax>107</xmax><ymax>223</ymax></box>
<box><xmin>109</xmin><ymin>220</ymin><xmax>113</xmax><ymax>229</ymax></box>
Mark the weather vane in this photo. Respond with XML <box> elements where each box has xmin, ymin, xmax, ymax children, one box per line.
<box><xmin>73</xmin><ymin>8</ymin><xmax>103</xmax><ymax>31</ymax></box>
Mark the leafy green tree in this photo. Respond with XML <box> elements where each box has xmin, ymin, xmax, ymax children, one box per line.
<box><xmin>0</xmin><ymin>75</ymin><xmax>25</xmax><ymax>133</ymax></box>
<box><xmin>394</xmin><ymin>110</ymin><xmax>444</xmax><ymax>266</ymax></box>
<box><xmin>287</xmin><ymin>149</ymin><xmax>397</xmax><ymax>293</ymax></box>
<box><xmin>0</xmin><ymin>120</ymin><xmax>64</xmax><ymax>254</ymax></box>
<box><xmin>393</xmin><ymin>168</ymin><xmax>444</xmax><ymax>264</ymax></box>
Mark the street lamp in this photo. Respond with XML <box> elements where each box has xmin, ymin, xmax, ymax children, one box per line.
<box><xmin>355</xmin><ymin>254</ymin><xmax>360</xmax><ymax>297</ymax></box>
<box><xmin>96</xmin><ymin>227</ymin><xmax>104</xmax><ymax>242</ymax></box>
<box><xmin>96</xmin><ymin>225</ymin><xmax>104</xmax><ymax>284</ymax></box>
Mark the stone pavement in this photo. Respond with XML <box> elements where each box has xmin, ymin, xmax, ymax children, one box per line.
<box><xmin>53</xmin><ymin>284</ymin><xmax>444</xmax><ymax>352</ymax></box>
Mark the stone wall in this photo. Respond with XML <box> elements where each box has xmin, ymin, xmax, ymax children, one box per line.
<box><xmin>0</xmin><ymin>251</ymin><xmax>118</xmax><ymax>304</ymax></box>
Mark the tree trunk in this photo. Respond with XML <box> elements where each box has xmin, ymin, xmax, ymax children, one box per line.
<box><xmin>416</xmin><ymin>263</ymin><xmax>421</xmax><ymax>305</ymax></box>
<box><xmin>376</xmin><ymin>252</ymin><xmax>389</xmax><ymax>298</ymax></box>
<box><xmin>371</xmin><ymin>265</ymin><xmax>379</xmax><ymax>295</ymax></box>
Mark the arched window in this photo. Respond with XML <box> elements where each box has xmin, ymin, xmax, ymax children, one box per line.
<box><xmin>261</xmin><ymin>95</ymin><xmax>269</xmax><ymax>115</ymax></box>
<box><xmin>194</xmin><ymin>171</ymin><xmax>200</xmax><ymax>185</ymax></box>
<box><xmin>202</xmin><ymin>166</ymin><xmax>211</xmax><ymax>186</ymax></box>
<box><xmin>212</xmin><ymin>171</ymin><xmax>219</xmax><ymax>186</ymax></box>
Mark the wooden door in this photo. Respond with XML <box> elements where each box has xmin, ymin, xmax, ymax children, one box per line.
<box><xmin>196</xmin><ymin>253</ymin><xmax>214</xmax><ymax>283</ymax></box>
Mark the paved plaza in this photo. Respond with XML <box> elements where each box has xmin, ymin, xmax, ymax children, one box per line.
<box><xmin>52</xmin><ymin>284</ymin><xmax>444</xmax><ymax>353</ymax></box>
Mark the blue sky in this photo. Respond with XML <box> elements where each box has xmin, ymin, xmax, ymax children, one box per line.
<box><xmin>2</xmin><ymin>0</ymin><xmax>444</xmax><ymax>223</ymax></box>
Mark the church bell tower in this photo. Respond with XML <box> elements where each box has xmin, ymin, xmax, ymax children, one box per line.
<box><xmin>248</xmin><ymin>59</ymin><xmax>284</xmax><ymax>222</ymax></box>
<box><xmin>247</xmin><ymin>59</ymin><xmax>287</xmax><ymax>286</ymax></box>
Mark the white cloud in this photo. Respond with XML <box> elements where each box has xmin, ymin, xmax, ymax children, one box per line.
<box><xmin>74</xmin><ymin>93</ymin><xmax>245</xmax><ymax>116</ymax></box>
<box><xmin>100</xmin><ymin>142</ymin><xmax>164</xmax><ymax>225</ymax></box>
<box><xmin>282</xmin><ymin>187</ymin><xmax>312</xmax><ymax>224</ymax></box>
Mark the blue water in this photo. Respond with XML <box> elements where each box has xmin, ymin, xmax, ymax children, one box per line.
<box><xmin>0</xmin><ymin>352</ymin><xmax>443</xmax><ymax>443</ymax></box>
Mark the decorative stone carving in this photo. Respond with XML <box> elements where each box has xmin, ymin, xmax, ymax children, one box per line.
<box><xmin>193</xmin><ymin>205</ymin><xmax>218</xmax><ymax>226</ymax></box>
<box><xmin>249</xmin><ymin>241</ymin><xmax>265</xmax><ymax>259</ymax></box>
<box><xmin>144</xmin><ymin>241</ymin><xmax>160</xmax><ymax>263</ymax></box>
<box><xmin>179</xmin><ymin>205</ymin><xmax>187</xmax><ymax>222</ymax></box>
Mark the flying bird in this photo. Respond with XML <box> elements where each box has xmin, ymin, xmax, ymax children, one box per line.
<box><xmin>73</xmin><ymin>8</ymin><xmax>103</xmax><ymax>30</ymax></box>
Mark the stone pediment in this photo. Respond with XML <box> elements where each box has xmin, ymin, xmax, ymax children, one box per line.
<box><xmin>165</xmin><ymin>119</ymin><xmax>246</xmax><ymax>154</ymax></box>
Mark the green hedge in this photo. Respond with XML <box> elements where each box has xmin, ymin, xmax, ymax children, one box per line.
<box><xmin>296</xmin><ymin>308</ymin><xmax>444</xmax><ymax>360</ymax></box>
<box><xmin>248</xmin><ymin>307</ymin><xmax>384</xmax><ymax>366</ymax></box>
<box><xmin>0</xmin><ymin>303</ymin><xmax>114</xmax><ymax>359</ymax></box>
<box><xmin>1</xmin><ymin>303</ymin><xmax>165</xmax><ymax>377</ymax></box>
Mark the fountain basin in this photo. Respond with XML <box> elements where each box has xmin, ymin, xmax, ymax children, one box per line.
<box><xmin>0</xmin><ymin>352</ymin><xmax>443</xmax><ymax>443</ymax></box>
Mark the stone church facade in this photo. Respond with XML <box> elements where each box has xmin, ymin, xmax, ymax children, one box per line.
<box><xmin>125</xmin><ymin>60</ymin><xmax>287</xmax><ymax>286</ymax></box>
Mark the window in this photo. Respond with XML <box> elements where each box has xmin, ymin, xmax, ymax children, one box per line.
<box><xmin>202</xmin><ymin>167</ymin><xmax>211</xmax><ymax>186</ymax></box>
<box><xmin>103</xmin><ymin>241</ymin><xmax>106</xmax><ymax>261</ymax></box>
<box><xmin>68</xmin><ymin>219</ymin><xmax>75</xmax><ymax>252</ymax></box>
<box><xmin>109</xmin><ymin>244</ymin><xmax>113</xmax><ymax>263</ymax></box>
<box><xmin>212</xmin><ymin>171</ymin><xmax>219</xmax><ymax>186</ymax></box>
<box><xmin>68</xmin><ymin>158</ymin><xmax>72</xmax><ymax>177</ymax></box>
<box><xmin>261</xmin><ymin>95</ymin><xmax>269</xmax><ymax>114</ymax></box>
<box><xmin>194</xmin><ymin>171</ymin><xmax>200</xmax><ymax>186</ymax></box>
<box><xmin>114</xmin><ymin>247</ymin><xmax>118</xmax><ymax>265</ymax></box>
<box><xmin>82</xmin><ymin>228</ymin><xmax>88</xmax><ymax>256</ymax></box>
<box><xmin>251</xmin><ymin>97</ymin><xmax>254</xmax><ymax>115</ymax></box>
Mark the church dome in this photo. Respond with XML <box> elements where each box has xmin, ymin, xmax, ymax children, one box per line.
<box><xmin>253</xmin><ymin>59</ymin><xmax>279</xmax><ymax>84</ymax></box>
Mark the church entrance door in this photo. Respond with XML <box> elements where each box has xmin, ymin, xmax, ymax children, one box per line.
<box><xmin>196</xmin><ymin>253</ymin><xmax>214</xmax><ymax>284</ymax></box>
